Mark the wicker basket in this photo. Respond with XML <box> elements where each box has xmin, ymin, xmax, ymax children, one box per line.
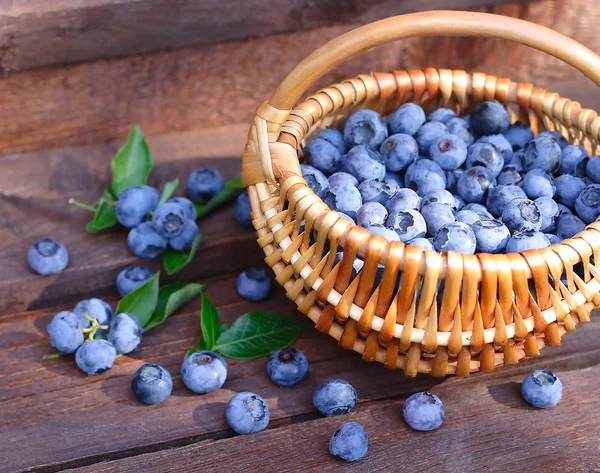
<box><xmin>241</xmin><ymin>11</ymin><xmax>600</xmax><ymax>377</ymax></box>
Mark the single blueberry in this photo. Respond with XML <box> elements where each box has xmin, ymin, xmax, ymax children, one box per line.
<box><xmin>301</xmin><ymin>164</ymin><xmax>330</xmax><ymax>198</ymax></box>
<box><xmin>323</xmin><ymin>183</ymin><xmax>363</xmax><ymax>219</ymax></box>
<box><xmin>75</xmin><ymin>340</ymin><xmax>117</xmax><ymax>376</ymax></box>
<box><xmin>343</xmin><ymin>109</ymin><xmax>388</xmax><ymax>149</ymax></box>
<box><xmin>535</xmin><ymin>197</ymin><xmax>560</xmax><ymax>233</ymax></box>
<box><xmin>523</xmin><ymin>136</ymin><xmax>562</xmax><ymax>174</ymax></box>
<box><xmin>559</xmin><ymin>145</ymin><xmax>588</xmax><ymax>176</ymax></box>
<box><xmin>47</xmin><ymin>311</ymin><xmax>84</xmax><ymax>353</ymax></box>
<box><xmin>502</xmin><ymin>121</ymin><xmax>534</xmax><ymax>150</ymax></box>
<box><xmin>131</xmin><ymin>364</ymin><xmax>173</xmax><ymax>405</ymax></box>
<box><xmin>386</xmin><ymin>209</ymin><xmax>427</xmax><ymax>242</ymax></box>
<box><xmin>429</xmin><ymin>134</ymin><xmax>468</xmax><ymax>170</ymax></box>
<box><xmin>181</xmin><ymin>350</ymin><xmax>228</xmax><ymax>394</ymax></box>
<box><xmin>501</xmin><ymin>198</ymin><xmax>542</xmax><ymax>233</ymax></box>
<box><xmin>168</xmin><ymin>196</ymin><xmax>198</xmax><ymax>221</ymax></box>
<box><xmin>169</xmin><ymin>219</ymin><xmax>200</xmax><ymax>251</ymax></box>
<box><xmin>405</xmin><ymin>159</ymin><xmax>447</xmax><ymax>197</ymax></box>
<box><xmin>140</xmin><ymin>185</ymin><xmax>161</xmax><ymax>209</ymax></box>
<box><xmin>519</xmin><ymin>169</ymin><xmax>556</xmax><ymax>200</ymax></box>
<box><xmin>457</xmin><ymin>166</ymin><xmax>496</xmax><ymax>204</ymax></box>
<box><xmin>537</xmin><ymin>130</ymin><xmax>569</xmax><ymax>149</ymax></box>
<box><xmin>356</xmin><ymin>202</ymin><xmax>388</xmax><ymax>228</ymax></box>
<box><xmin>357</xmin><ymin>178</ymin><xmax>398</xmax><ymax>205</ymax></box>
<box><xmin>415</xmin><ymin>121</ymin><xmax>449</xmax><ymax>156</ymax></box>
<box><xmin>317</xmin><ymin>128</ymin><xmax>347</xmax><ymax>154</ymax></box>
<box><xmin>128</xmin><ymin>222</ymin><xmax>168</xmax><ymax>259</ymax></box>
<box><xmin>477</xmin><ymin>134</ymin><xmax>513</xmax><ymax>164</ymax></box>
<box><xmin>386</xmin><ymin>103</ymin><xmax>426</xmax><ymax>136</ymax></box>
<box><xmin>575</xmin><ymin>183</ymin><xmax>600</xmax><ymax>223</ymax></box>
<box><xmin>497</xmin><ymin>168</ymin><xmax>523</xmax><ymax>186</ymax></box>
<box><xmin>329</xmin><ymin>172</ymin><xmax>358</xmax><ymax>188</ymax></box>
<box><xmin>433</xmin><ymin>222</ymin><xmax>476</xmax><ymax>254</ymax></box>
<box><xmin>236</xmin><ymin>267</ymin><xmax>273</xmax><ymax>301</ymax></box>
<box><xmin>421</xmin><ymin>202</ymin><xmax>456</xmax><ymax>237</ymax></box>
<box><xmin>379</xmin><ymin>133</ymin><xmax>419</xmax><ymax>172</ymax></box>
<box><xmin>486</xmin><ymin>185</ymin><xmax>527</xmax><ymax>218</ymax></box>
<box><xmin>115</xmin><ymin>186</ymin><xmax>159</xmax><ymax>228</ymax></box>
<box><xmin>385</xmin><ymin>188</ymin><xmax>421</xmax><ymax>214</ymax></box>
<box><xmin>456</xmin><ymin>209</ymin><xmax>481</xmax><ymax>226</ymax></box>
<box><xmin>108</xmin><ymin>313</ymin><xmax>143</xmax><ymax>354</ymax></box>
<box><xmin>408</xmin><ymin>237</ymin><xmax>435</xmax><ymax>251</ymax></box>
<box><xmin>521</xmin><ymin>369</ymin><xmax>562</xmax><ymax>408</ymax></box>
<box><xmin>267</xmin><ymin>347</ymin><xmax>309</xmax><ymax>387</ymax></box>
<box><xmin>471</xmin><ymin>218</ymin><xmax>510</xmax><ymax>253</ymax></box>
<box><xmin>329</xmin><ymin>422</ymin><xmax>369</xmax><ymax>462</ymax></box>
<box><xmin>152</xmin><ymin>202</ymin><xmax>187</xmax><ymax>238</ymax></box>
<box><xmin>74</xmin><ymin>298</ymin><xmax>112</xmax><ymax>330</ymax></box>
<box><xmin>234</xmin><ymin>192</ymin><xmax>253</xmax><ymax>228</ymax></box>
<box><xmin>427</xmin><ymin>108</ymin><xmax>457</xmax><ymax>124</ymax></box>
<box><xmin>116</xmin><ymin>265</ymin><xmax>154</xmax><ymax>297</ymax></box>
<box><xmin>470</xmin><ymin>100</ymin><xmax>510</xmax><ymax>136</ymax></box>
<box><xmin>557</xmin><ymin>203</ymin><xmax>573</xmax><ymax>215</ymax></box>
<box><xmin>403</xmin><ymin>391</ymin><xmax>444</xmax><ymax>431</ymax></box>
<box><xmin>586</xmin><ymin>156</ymin><xmax>600</xmax><ymax>183</ymax></box>
<box><xmin>28</xmin><ymin>238</ymin><xmax>69</xmax><ymax>276</ymax></box>
<box><xmin>506</xmin><ymin>231</ymin><xmax>551</xmax><ymax>252</ymax></box>
<box><xmin>345</xmin><ymin>145</ymin><xmax>386</xmax><ymax>182</ymax></box>
<box><xmin>305</xmin><ymin>138</ymin><xmax>342</xmax><ymax>174</ymax></box>
<box><xmin>187</xmin><ymin>168</ymin><xmax>225</xmax><ymax>204</ymax></box>
<box><xmin>313</xmin><ymin>379</ymin><xmax>357</xmax><ymax>416</ymax></box>
<box><xmin>366</xmin><ymin>225</ymin><xmax>400</xmax><ymax>242</ymax></box>
<box><xmin>445</xmin><ymin>117</ymin><xmax>474</xmax><ymax>146</ymax></box>
<box><xmin>466</xmin><ymin>142</ymin><xmax>504</xmax><ymax>177</ymax></box>
<box><xmin>226</xmin><ymin>392</ymin><xmax>270</xmax><ymax>435</ymax></box>
<box><xmin>556</xmin><ymin>212</ymin><xmax>586</xmax><ymax>240</ymax></box>
<box><xmin>555</xmin><ymin>175</ymin><xmax>586</xmax><ymax>208</ymax></box>
<box><xmin>421</xmin><ymin>189</ymin><xmax>456</xmax><ymax>209</ymax></box>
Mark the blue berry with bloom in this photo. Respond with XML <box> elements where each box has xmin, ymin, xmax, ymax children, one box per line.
<box><xmin>323</xmin><ymin>183</ymin><xmax>362</xmax><ymax>219</ymax></box>
<box><xmin>356</xmin><ymin>202</ymin><xmax>388</xmax><ymax>228</ymax></box>
<box><xmin>465</xmin><ymin>142</ymin><xmax>504</xmax><ymax>177</ymax></box>
<box><xmin>429</xmin><ymin>134</ymin><xmax>468</xmax><ymax>170</ymax></box>
<box><xmin>523</xmin><ymin>136</ymin><xmax>562</xmax><ymax>174</ymax></box>
<box><xmin>403</xmin><ymin>391</ymin><xmax>444</xmax><ymax>431</ymax></box>
<box><xmin>470</xmin><ymin>100</ymin><xmax>510</xmax><ymax>136</ymax></box>
<box><xmin>501</xmin><ymin>198</ymin><xmax>542</xmax><ymax>233</ymax></box>
<box><xmin>386</xmin><ymin>103</ymin><xmax>426</xmax><ymax>136</ymax></box>
<box><xmin>28</xmin><ymin>238</ymin><xmax>69</xmax><ymax>276</ymax></box>
<box><xmin>267</xmin><ymin>347</ymin><xmax>308</xmax><ymax>387</ymax></box>
<box><xmin>115</xmin><ymin>186</ymin><xmax>159</xmax><ymax>228</ymax></box>
<box><xmin>181</xmin><ymin>350</ymin><xmax>228</xmax><ymax>394</ymax></box>
<box><xmin>128</xmin><ymin>222</ymin><xmax>168</xmax><ymax>259</ymax></box>
<box><xmin>313</xmin><ymin>379</ymin><xmax>357</xmax><ymax>416</ymax></box>
<box><xmin>502</xmin><ymin>121</ymin><xmax>534</xmax><ymax>150</ymax></box>
<box><xmin>506</xmin><ymin>231</ymin><xmax>551</xmax><ymax>252</ymax></box>
<box><xmin>477</xmin><ymin>133</ymin><xmax>513</xmax><ymax>164</ymax></box>
<box><xmin>535</xmin><ymin>197</ymin><xmax>560</xmax><ymax>233</ymax></box>
<box><xmin>519</xmin><ymin>169</ymin><xmax>556</xmax><ymax>200</ymax></box>
<box><xmin>357</xmin><ymin>178</ymin><xmax>398</xmax><ymax>204</ymax></box>
<box><xmin>236</xmin><ymin>267</ymin><xmax>273</xmax><ymax>301</ymax></box>
<box><xmin>559</xmin><ymin>145</ymin><xmax>588</xmax><ymax>176</ymax></box>
<box><xmin>446</xmin><ymin>117</ymin><xmax>474</xmax><ymax>146</ymax></box>
<box><xmin>345</xmin><ymin>145</ymin><xmax>386</xmax><ymax>182</ymax></box>
<box><xmin>47</xmin><ymin>311</ymin><xmax>84</xmax><ymax>353</ymax></box>
<box><xmin>385</xmin><ymin>188</ymin><xmax>421</xmax><ymax>213</ymax></box>
<box><xmin>343</xmin><ymin>109</ymin><xmax>388</xmax><ymax>149</ymax></box>
<box><xmin>169</xmin><ymin>219</ymin><xmax>199</xmax><ymax>251</ymax></box>
<box><xmin>328</xmin><ymin>172</ymin><xmax>358</xmax><ymax>188</ymax></box>
<box><xmin>108</xmin><ymin>312</ymin><xmax>143</xmax><ymax>354</ymax></box>
<box><xmin>404</xmin><ymin>159</ymin><xmax>447</xmax><ymax>197</ymax></box>
<box><xmin>75</xmin><ymin>339</ymin><xmax>117</xmax><ymax>376</ymax></box>
<box><xmin>379</xmin><ymin>133</ymin><xmax>419</xmax><ymax>172</ymax></box>
<box><xmin>485</xmin><ymin>185</ymin><xmax>527</xmax><ymax>218</ymax></box>
<box><xmin>168</xmin><ymin>197</ymin><xmax>197</xmax><ymax>221</ymax></box>
<box><xmin>457</xmin><ymin>166</ymin><xmax>496</xmax><ymax>204</ymax></box>
<box><xmin>421</xmin><ymin>202</ymin><xmax>456</xmax><ymax>237</ymax></box>
<box><xmin>186</xmin><ymin>168</ymin><xmax>224</xmax><ymax>204</ymax></box>
<box><xmin>234</xmin><ymin>192</ymin><xmax>253</xmax><ymax>228</ymax></box>
<box><xmin>386</xmin><ymin>209</ymin><xmax>427</xmax><ymax>242</ymax></box>
<box><xmin>427</xmin><ymin>108</ymin><xmax>456</xmax><ymax>124</ymax></box>
<box><xmin>415</xmin><ymin>121</ymin><xmax>448</xmax><ymax>156</ymax></box>
<box><xmin>317</xmin><ymin>128</ymin><xmax>346</xmax><ymax>154</ymax></box>
<box><xmin>305</xmin><ymin>138</ymin><xmax>342</xmax><ymax>174</ymax></box>
<box><xmin>471</xmin><ymin>218</ymin><xmax>510</xmax><ymax>253</ymax></box>
<box><xmin>555</xmin><ymin>175</ymin><xmax>585</xmax><ymax>208</ymax></box>
<box><xmin>152</xmin><ymin>202</ymin><xmax>187</xmax><ymax>238</ymax></box>
<box><xmin>521</xmin><ymin>369</ymin><xmax>562</xmax><ymax>408</ymax></box>
<box><xmin>226</xmin><ymin>392</ymin><xmax>270</xmax><ymax>435</ymax></box>
<box><xmin>131</xmin><ymin>364</ymin><xmax>173</xmax><ymax>405</ymax></box>
<box><xmin>537</xmin><ymin>130</ymin><xmax>568</xmax><ymax>149</ymax></box>
<box><xmin>433</xmin><ymin>222</ymin><xmax>476</xmax><ymax>254</ymax></box>
<box><xmin>575</xmin><ymin>184</ymin><xmax>600</xmax><ymax>223</ymax></box>
<box><xmin>329</xmin><ymin>422</ymin><xmax>369</xmax><ymax>462</ymax></box>
<box><xmin>116</xmin><ymin>265</ymin><xmax>154</xmax><ymax>297</ymax></box>
<box><xmin>556</xmin><ymin>212</ymin><xmax>586</xmax><ymax>240</ymax></box>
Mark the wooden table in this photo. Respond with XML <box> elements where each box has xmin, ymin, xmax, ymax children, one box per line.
<box><xmin>1</xmin><ymin>122</ymin><xmax>599</xmax><ymax>473</ymax></box>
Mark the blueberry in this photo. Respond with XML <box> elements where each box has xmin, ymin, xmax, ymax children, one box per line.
<box><xmin>357</xmin><ymin>178</ymin><xmax>398</xmax><ymax>204</ymax></box>
<box><xmin>421</xmin><ymin>202</ymin><xmax>456</xmax><ymax>237</ymax></box>
<box><xmin>181</xmin><ymin>350</ymin><xmax>228</xmax><ymax>394</ymax></box>
<box><xmin>456</xmin><ymin>209</ymin><xmax>481</xmax><ymax>226</ymax></box>
<box><xmin>502</xmin><ymin>121</ymin><xmax>534</xmax><ymax>150</ymax></box>
<box><xmin>537</xmin><ymin>130</ymin><xmax>568</xmax><ymax>149</ymax></box>
<box><xmin>366</xmin><ymin>225</ymin><xmax>400</xmax><ymax>242</ymax></box>
<box><xmin>427</xmin><ymin>108</ymin><xmax>457</xmax><ymax>124</ymax></box>
<box><xmin>557</xmin><ymin>203</ymin><xmax>573</xmax><ymax>215</ymax></box>
<box><xmin>384</xmin><ymin>171</ymin><xmax>404</xmax><ymax>188</ymax></box>
<box><xmin>471</xmin><ymin>218</ymin><xmax>510</xmax><ymax>253</ymax></box>
<box><xmin>446</xmin><ymin>117</ymin><xmax>474</xmax><ymax>146</ymax></box>
<box><xmin>234</xmin><ymin>192</ymin><xmax>253</xmax><ymax>228</ymax></box>
<box><xmin>329</xmin><ymin>422</ymin><xmax>369</xmax><ymax>462</ymax></box>
<box><xmin>169</xmin><ymin>219</ymin><xmax>200</xmax><ymax>251</ymax></box>
<box><xmin>519</xmin><ymin>169</ymin><xmax>556</xmax><ymax>200</ymax></box>
<box><xmin>555</xmin><ymin>175</ymin><xmax>586</xmax><ymax>208</ymax></box>
<box><xmin>47</xmin><ymin>311</ymin><xmax>84</xmax><ymax>353</ymax></box>
<box><xmin>323</xmin><ymin>183</ymin><xmax>363</xmax><ymax>219</ymax></box>
<box><xmin>75</xmin><ymin>340</ymin><xmax>117</xmax><ymax>376</ymax></box>
<box><xmin>140</xmin><ymin>185</ymin><xmax>161</xmax><ymax>209</ymax></box>
<box><xmin>329</xmin><ymin>172</ymin><xmax>358</xmax><ymax>188</ymax></box>
<box><xmin>433</xmin><ymin>222</ymin><xmax>476</xmax><ymax>254</ymax></box>
<box><xmin>187</xmin><ymin>168</ymin><xmax>225</xmax><ymax>204</ymax></box>
<box><xmin>445</xmin><ymin>169</ymin><xmax>463</xmax><ymax>194</ymax></box>
<box><xmin>470</xmin><ymin>100</ymin><xmax>510</xmax><ymax>136</ymax></box>
<box><xmin>415</xmin><ymin>121</ymin><xmax>449</xmax><ymax>156</ymax></box>
<box><xmin>408</xmin><ymin>237</ymin><xmax>435</xmax><ymax>251</ymax></box>
<box><xmin>131</xmin><ymin>364</ymin><xmax>173</xmax><ymax>405</ymax></box>
<box><xmin>403</xmin><ymin>391</ymin><xmax>444</xmax><ymax>431</ymax></box>
<box><xmin>108</xmin><ymin>313</ymin><xmax>143</xmax><ymax>354</ymax></box>
<box><xmin>115</xmin><ymin>186</ymin><xmax>159</xmax><ymax>228</ymax></box>
<box><xmin>575</xmin><ymin>184</ymin><xmax>600</xmax><ymax>223</ymax></box>
<box><xmin>236</xmin><ymin>267</ymin><xmax>273</xmax><ymax>301</ymax></box>
<box><xmin>477</xmin><ymin>134</ymin><xmax>513</xmax><ymax>164</ymax></box>
<box><xmin>466</xmin><ymin>142</ymin><xmax>504</xmax><ymax>177</ymax></box>
<box><xmin>497</xmin><ymin>168</ymin><xmax>523</xmax><ymax>186</ymax></box>
<box><xmin>501</xmin><ymin>198</ymin><xmax>542</xmax><ymax>233</ymax></box>
<box><xmin>226</xmin><ymin>392</ymin><xmax>270</xmax><ymax>435</ymax></box>
<box><xmin>463</xmin><ymin>203</ymin><xmax>493</xmax><ymax>219</ymax></box>
<box><xmin>301</xmin><ymin>164</ymin><xmax>330</xmax><ymax>198</ymax></box>
<box><xmin>523</xmin><ymin>136</ymin><xmax>562</xmax><ymax>174</ymax></box>
<box><xmin>345</xmin><ymin>145</ymin><xmax>386</xmax><ymax>182</ymax></box>
<box><xmin>386</xmin><ymin>103</ymin><xmax>426</xmax><ymax>136</ymax></box>
<box><xmin>356</xmin><ymin>202</ymin><xmax>388</xmax><ymax>228</ymax></box>
<box><xmin>152</xmin><ymin>202</ymin><xmax>186</xmax><ymax>238</ymax></box>
<box><xmin>379</xmin><ymin>133</ymin><xmax>419</xmax><ymax>171</ymax></box>
<box><xmin>168</xmin><ymin>196</ymin><xmax>198</xmax><ymax>221</ymax></box>
<box><xmin>317</xmin><ymin>128</ymin><xmax>346</xmax><ymax>154</ymax></box>
<box><xmin>74</xmin><ymin>298</ymin><xmax>112</xmax><ymax>330</ymax></box>
<box><xmin>28</xmin><ymin>238</ymin><xmax>69</xmax><ymax>276</ymax></box>
<box><xmin>521</xmin><ymin>369</ymin><xmax>562</xmax><ymax>408</ymax></box>
<box><xmin>486</xmin><ymin>185</ymin><xmax>527</xmax><ymax>218</ymax></box>
<box><xmin>454</xmin><ymin>195</ymin><xmax>465</xmax><ymax>211</ymax></box>
<box><xmin>506</xmin><ymin>231</ymin><xmax>551</xmax><ymax>252</ymax></box>
<box><xmin>313</xmin><ymin>379</ymin><xmax>357</xmax><ymax>416</ymax></box>
<box><xmin>506</xmin><ymin>148</ymin><xmax>526</xmax><ymax>171</ymax></box>
<box><xmin>405</xmin><ymin>159</ymin><xmax>447</xmax><ymax>196</ymax></box>
<box><xmin>457</xmin><ymin>166</ymin><xmax>496</xmax><ymax>204</ymax></box>
<box><xmin>559</xmin><ymin>145</ymin><xmax>588</xmax><ymax>176</ymax></box>
<box><xmin>586</xmin><ymin>156</ymin><xmax>600</xmax><ymax>183</ymax></box>
<box><xmin>305</xmin><ymin>138</ymin><xmax>342</xmax><ymax>174</ymax></box>
<box><xmin>267</xmin><ymin>347</ymin><xmax>308</xmax><ymax>387</ymax></box>
<box><xmin>386</xmin><ymin>209</ymin><xmax>427</xmax><ymax>242</ymax></box>
<box><xmin>556</xmin><ymin>213</ymin><xmax>586</xmax><ymax>239</ymax></box>
<box><xmin>343</xmin><ymin>109</ymin><xmax>388</xmax><ymax>149</ymax></box>
<box><xmin>429</xmin><ymin>134</ymin><xmax>467</xmax><ymax>170</ymax></box>
<box><xmin>116</xmin><ymin>265</ymin><xmax>154</xmax><ymax>297</ymax></box>
<box><xmin>385</xmin><ymin>188</ymin><xmax>421</xmax><ymax>213</ymax></box>
<box><xmin>535</xmin><ymin>197</ymin><xmax>560</xmax><ymax>233</ymax></box>
<box><xmin>421</xmin><ymin>189</ymin><xmax>456</xmax><ymax>209</ymax></box>
<box><xmin>546</xmin><ymin>233</ymin><xmax>561</xmax><ymax>245</ymax></box>
<box><xmin>128</xmin><ymin>222</ymin><xmax>168</xmax><ymax>259</ymax></box>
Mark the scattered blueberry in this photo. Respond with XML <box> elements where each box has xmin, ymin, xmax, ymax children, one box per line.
<box><xmin>128</xmin><ymin>222</ymin><xmax>169</xmax><ymax>259</ymax></box>
<box><xmin>47</xmin><ymin>311</ymin><xmax>84</xmax><ymax>353</ymax></box>
<box><xmin>226</xmin><ymin>392</ymin><xmax>270</xmax><ymax>435</ymax></box>
<box><xmin>187</xmin><ymin>168</ymin><xmax>225</xmax><ymax>204</ymax></box>
<box><xmin>329</xmin><ymin>422</ymin><xmax>369</xmax><ymax>462</ymax></box>
<box><xmin>386</xmin><ymin>209</ymin><xmax>427</xmax><ymax>242</ymax></box>
<box><xmin>236</xmin><ymin>267</ymin><xmax>273</xmax><ymax>301</ymax></box>
<box><xmin>521</xmin><ymin>369</ymin><xmax>562</xmax><ymax>408</ymax></box>
<box><xmin>267</xmin><ymin>347</ymin><xmax>309</xmax><ymax>387</ymax></box>
<box><xmin>131</xmin><ymin>364</ymin><xmax>173</xmax><ymax>405</ymax></box>
<box><xmin>115</xmin><ymin>186</ymin><xmax>159</xmax><ymax>228</ymax></box>
<box><xmin>234</xmin><ymin>192</ymin><xmax>253</xmax><ymax>228</ymax></box>
<box><xmin>403</xmin><ymin>391</ymin><xmax>444</xmax><ymax>431</ymax></box>
<box><xmin>305</xmin><ymin>138</ymin><xmax>342</xmax><ymax>174</ymax></box>
<box><xmin>108</xmin><ymin>312</ymin><xmax>143</xmax><ymax>354</ymax></box>
<box><xmin>301</xmin><ymin>164</ymin><xmax>330</xmax><ymax>198</ymax></box>
<box><xmin>28</xmin><ymin>238</ymin><xmax>69</xmax><ymax>276</ymax></box>
<box><xmin>74</xmin><ymin>298</ymin><xmax>112</xmax><ymax>330</ymax></box>
<box><xmin>169</xmin><ymin>219</ymin><xmax>200</xmax><ymax>251</ymax></box>
<box><xmin>75</xmin><ymin>340</ymin><xmax>117</xmax><ymax>376</ymax></box>
<box><xmin>433</xmin><ymin>222</ymin><xmax>476</xmax><ymax>254</ymax></box>
<box><xmin>387</xmin><ymin>103</ymin><xmax>426</xmax><ymax>136</ymax></box>
<box><xmin>343</xmin><ymin>109</ymin><xmax>388</xmax><ymax>149</ymax></box>
<box><xmin>116</xmin><ymin>265</ymin><xmax>154</xmax><ymax>297</ymax></box>
<box><xmin>470</xmin><ymin>100</ymin><xmax>510</xmax><ymax>136</ymax></box>
<box><xmin>313</xmin><ymin>379</ymin><xmax>357</xmax><ymax>416</ymax></box>
<box><xmin>506</xmin><ymin>231</ymin><xmax>551</xmax><ymax>252</ymax></box>
<box><xmin>181</xmin><ymin>350</ymin><xmax>228</xmax><ymax>394</ymax></box>
<box><xmin>415</xmin><ymin>121</ymin><xmax>448</xmax><ymax>156</ymax></box>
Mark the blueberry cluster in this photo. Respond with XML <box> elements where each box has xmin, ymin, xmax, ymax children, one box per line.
<box><xmin>301</xmin><ymin>101</ymin><xmax>598</xmax><ymax>254</ymax></box>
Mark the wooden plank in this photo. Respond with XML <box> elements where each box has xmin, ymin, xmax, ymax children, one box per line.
<box><xmin>62</xmin><ymin>362</ymin><xmax>600</xmax><ymax>473</ymax></box>
<box><xmin>0</xmin><ymin>0</ymin><xmax>514</xmax><ymax>73</ymax></box>
<box><xmin>0</xmin><ymin>1</ymin><xmax>600</xmax><ymax>156</ymax></box>
<box><xmin>1</xmin><ymin>283</ymin><xmax>598</xmax><ymax>473</ymax></box>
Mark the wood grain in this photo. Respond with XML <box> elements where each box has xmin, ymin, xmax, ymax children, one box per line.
<box><xmin>1</xmin><ymin>1</ymin><xmax>600</xmax><ymax>156</ymax></box>
<box><xmin>0</xmin><ymin>0</ymin><xmax>514</xmax><ymax>73</ymax></box>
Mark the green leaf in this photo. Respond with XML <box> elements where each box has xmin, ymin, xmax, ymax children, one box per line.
<box><xmin>85</xmin><ymin>190</ymin><xmax>118</xmax><ymax>232</ymax></box>
<box><xmin>157</xmin><ymin>178</ymin><xmax>180</xmax><ymax>206</ymax></box>
<box><xmin>219</xmin><ymin>323</ymin><xmax>231</xmax><ymax>336</ymax></box>
<box><xmin>110</xmin><ymin>126</ymin><xmax>153</xmax><ymax>196</ymax></box>
<box><xmin>185</xmin><ymin>349</ymin><xmax>197</xmax><ymax>358</ymax></box>
<box><xmin>162</xmin><ymin>233</ymin><xmax>203</xmax><ymax>275</ymax></box>
<box><xmin>115</xmin><ymin>272</ymin><xmax>160</xmax><ymax>327</ymax></box>
<box><xmin>194</xmin><ymin>174</ymin><xmax>244</xmax><ymax>219</ymax></box>
<box><xmin>200</xmin><ymin>293</ymin><xmax>220</xmax><ymax>350</ymax></box>
<box><xmin>213</xmin><ymin>312</ymin><xmax>303</xmax><ymax>360</ymax></box>
<box><xmin>143</xmin><ymin>282</ymin><xmax>205</xmax><ymax>331</ymax></box>
<box><xmin>197</xmin><ymin>339</ymin><xmax>207</xmax><ymax>351</ymax></box>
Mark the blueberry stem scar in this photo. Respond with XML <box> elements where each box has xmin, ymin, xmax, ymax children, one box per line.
<box><xmin>68</xmin><ymin>198</ymin><xmax>97</xmax><ymax>213</ymax></box>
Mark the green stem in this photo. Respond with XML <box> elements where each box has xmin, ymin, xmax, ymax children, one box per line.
<box><xmin>69</xmin><ymin>198</ymin><xmax>97</xmax><ymax>213</ymax></box>
<box><xmin>43</xmin><ymin>353</ymin><xmax>65</xmax><ymax>360</ymax></box>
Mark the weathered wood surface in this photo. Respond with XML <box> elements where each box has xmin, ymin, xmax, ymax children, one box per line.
<box><xmin>1</xmin><ymin>0</ymin><xmax>600</xmax><ymax>156</ymax></box>
<box><xmin>0</xmin><ymin>0</ymin><xmax>516</xmax><ymax>73</ymax></box>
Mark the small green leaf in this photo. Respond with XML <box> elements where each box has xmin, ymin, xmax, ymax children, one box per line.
<box><xmin>194</xmin><ymin>174</ymin><xmax>244</xmax><ymax>219</ymax></box>
<box><xmin>111</xmin><ymin>126</ymin><xmax>153</xmax><ymax>196</ymax></box>
<box><xmin>185</xmin><ymin>349</ymin><xmax>197</xmax><ymax>358</ymax></box>
<box><xmin>85</xmin><ymin>190</ymin><xmax>118</xmax><ymax>232</ymax></box>
<box><xmin>219</xmin><ymin>323</ymin><xmax>231</xmax><ymax>336</ymax></box>
<box><xmin>144</xmin><ymin>282</ymin><xmax>205</xmax><ymax>331</ymax></box>
<box><xmin>197</xmin><ymin>339</ymin><xmax>207</xmax><ymax>351</ymax></box>
<box><xmin>162</xmin><ymin>233</ymin><xmax>203</xmax><ymax>275</ymax></box>
<box><xmin>213</xmin><ymin>312</ymin><xmax>303</xmax><ymax>360</ymax></box>
<box><xmin>115</xmin><ymin>272</ymin><xmax>160</xmax><ymax>327</ymax></box>
<box><xmin>157</xmin><ymin>178</ymin><xmax>180</xmax><ymax>206</ymax></box>
<box><xmin>200</xmin><ymin>293</ymin><xmax>220</xmax><ymax>350</ymax></box>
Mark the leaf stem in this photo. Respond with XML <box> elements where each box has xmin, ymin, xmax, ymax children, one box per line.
<box><xmin>43</xmin><ymin>353</ymin><xmax>65</xmax><ymax>360</ymax></box>
<box><xmin>69</xmin><ymin>198</ymin><xmax>97</xmax><ymax>213</ymax></box>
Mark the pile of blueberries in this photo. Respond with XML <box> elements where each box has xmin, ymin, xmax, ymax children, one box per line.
<box><xmin>301</xmin><ymin>100</ymin><xmax>600</xmax><ymax>254</ymax></box>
